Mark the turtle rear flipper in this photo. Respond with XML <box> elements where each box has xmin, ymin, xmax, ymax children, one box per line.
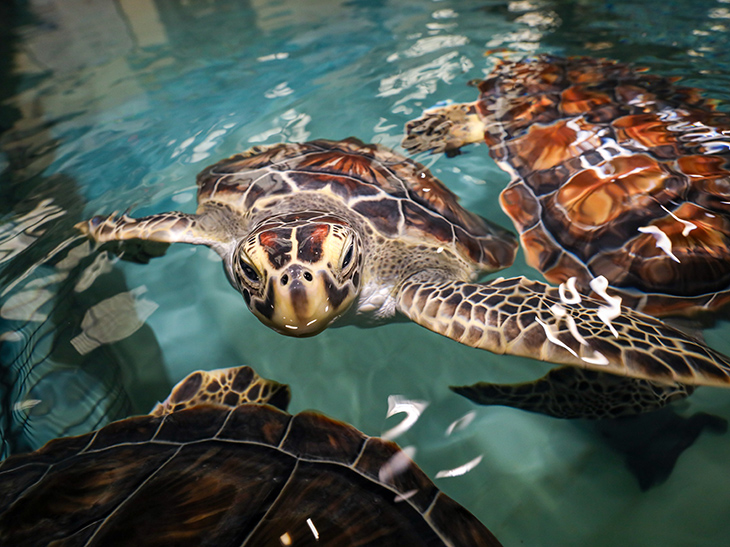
<box><xmin>451</xmin><ymin>366</ymin><xmax>693</xmax><ymax>420</ymax></box>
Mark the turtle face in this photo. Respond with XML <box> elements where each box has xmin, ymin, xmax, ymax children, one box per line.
<box><xmin>230</xmin><ymin>216</ymin><xmax>362</xmax><ymax>336</ymax></box>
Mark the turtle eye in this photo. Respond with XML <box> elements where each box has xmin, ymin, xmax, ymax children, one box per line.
<box><xmin>340</xmin><ymin>240</ymin><xmax>356</xmax><ymax>274</ymax></box>
<box><xmin>241</xmin><ymin>262</ymin><xmax>259</xmax><ymax>283</ymax></box>
<box><xmin>342</xmin><ymin>245</ymin><xmax>354</xmax><ymax>269</ymax></box>
<box><xmin>237</xmin><ymin>255</ymin><xmax>261</xmax><ymax>287</ymax></box>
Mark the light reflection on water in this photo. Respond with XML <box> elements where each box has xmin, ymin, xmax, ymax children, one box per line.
<box><xmin>2</xmin><ymin>0</ymin><xmax>730</xmax><ymax>545</ymax></box>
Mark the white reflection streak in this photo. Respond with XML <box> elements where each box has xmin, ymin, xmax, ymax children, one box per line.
<box><xmin>394</xmin><ymin>489</ymin><xmax>419</xmax><ymax>503</ymax></box>
<box><xmin>660</xmin><ymin>204</ymin><xmax>697</xmax><ymax>236</ymax></box>
<box><xmin>537</xmin><ymin>277</ymin><xmax>611</xmax><ymax>366</ymax></box>
<box><xmin>381</xmin><ymin>396</ymin><xmax>428</xmax><ymax>440</ymax></box>
<box><xmin>435</xmin><ymin>455</ymin><xmax>483</xmax><ymax>479</ymax></box>
<box><xmin>581</xmin><ymin>350</ymin><xmax>609</xmax><ymax>366</ymax></box>
<box><xmin>558</xmin><ymin>276</ymin><xmax>581</xmax><ymax>304</ymax></box>
<box><xmin>445</xmin><ymin>411</ymin><xmax>476</xmax><ymax>436</ymax></box>
<box><xmin>379</xmin><ymin>446</ymin><xmax>417</xmax><ymax>484</ymax></box>
<box><xmin>0</xmin><ymin>330</ymin><xmax>24</xmax><ymax>343</ymax></box>
<box><xmin>1</xmin><ymin>235</ymin><xmax>79</xmax><ymax>298</ymax></box>
<box><xmin>1</xmin><ymin>288</ymin><xmax>55</xmax><ymax>321</ymax></box>
<box><xmin>536</xmin><ymin>317</ymin><xmax>578</xmax><ymax>358</ymax></box>
<box><xmin>378</xmin><ymin>52</ymin><xmax>460</xmax><ymax>97</ymax></box>
<box><xmin>13</xmin><ymin>399</ymin><xmax>41</xmax><ymax>412</ymax></box>
<box><xmin>589</xmin><ymin>276</ymin><xmax>622</xmax><ymax>338</ymax></box>
<box><xmin>306</xmin><ymin>518</ymin><xmax>319</xmax><ymax>540</ymax></box>
<box><xmin>637</xmin><ymin>225</ymin><xmax>680</xmax><ymax>263</ymax></box>
<box><xmin>0</xmin><ymin>198</ymin><xmax>65</xmax><ymax>265</ymax></box>
<box><xmin>258</xmin><ymin>52</ymin><xmax>289</xmax><ymax>62</ymax></box>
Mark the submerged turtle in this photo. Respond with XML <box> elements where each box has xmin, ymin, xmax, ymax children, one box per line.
<box><xmin>76</xmin><ymin>138</ymin><xmax>730</xmax><ymax>420</ymax></box>
<box><xmin>0</xmin><ymin>365</ymin><xmax>501</xmax><ymax>546</ymax></box>
<box><xmin>402</xmin><ymin>54</ymin><xmax>730</xmax><ymax>318</ymax></box>
<box><xmin>402</xmin><ymin>54</ymin><xmax>730</xmax><ymax>418</ymax></box>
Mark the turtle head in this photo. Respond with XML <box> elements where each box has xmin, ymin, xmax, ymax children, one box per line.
<box><xmin>229</xmin><ymin>214</ymin><xmax>362</xmax><ymax>336</ymax></box>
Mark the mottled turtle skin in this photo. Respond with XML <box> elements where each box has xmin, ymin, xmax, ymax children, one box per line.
<box><xmin>403</xmin><ymin>54</ymin><xmax>730</xmax><ymax>318</ymax></box>
<box><xmin>0</xmin><ymin>366</ymin><xmax>501</xmax><ymax>547</ymax></box>
<box><xmin>77</xmin><ymin>138</ymin><xmax>730</xmax><ymax>420</ymax></box>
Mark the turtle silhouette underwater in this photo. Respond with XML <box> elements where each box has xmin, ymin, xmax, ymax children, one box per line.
<box><xmin>452</xmin><ymin>365</ymin><xmax>728</xmax><ymax>490</ymax></box>
<box><xmin>76</xmin><ymin>137</ymin><xmax>730</xmax><ymax>420</ymax></box>
<box><xmin>0</xmin><ymin>365</ymin><xmax>501</xmax><ymax>546</ymax></box>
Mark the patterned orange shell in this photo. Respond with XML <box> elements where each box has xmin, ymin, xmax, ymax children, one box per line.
<box><xmin>196</xmin><ymin>137</ymin><xmax>517</xmax><ymax>272</ymax></box>
<box><xmin>476</xmin><ymin>55</ymin><xmax>730</xmax><ymax>316</ymax></box>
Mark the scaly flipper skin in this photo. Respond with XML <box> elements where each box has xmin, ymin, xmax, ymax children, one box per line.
<box><xmin>397</xmin><ymin>275</ymin><xmax>730</xmax><ymax>387</ymax></box>
<box><xmin>150</xmin><ymin>366</ymin><xmax>291</xmax><ymax>416</ymax></box>
<box><xmin>401</xmin><ymin>102</ymin><xmax>483</xmax><ymax>155</ymax></box>
<box><xmin>452</xmin><ymin>366</ymin><xmax>693</xmax><ymax>419</ymax></box>
<box><xmin>75</xmin><ymin>211</ymin><xmax>230</xmax><ymax>252</ymax></box>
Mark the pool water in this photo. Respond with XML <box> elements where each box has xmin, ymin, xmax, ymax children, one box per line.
<box><xmin>2</xmin><ymin>0</ymin><xmax>730</xmax><ymax>545</ymax></box>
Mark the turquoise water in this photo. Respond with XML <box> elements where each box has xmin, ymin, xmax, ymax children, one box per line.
<box><xmin>2</xmin><ymin>0</ymin><xmax>730</xmax><ymax>545</ymax></box>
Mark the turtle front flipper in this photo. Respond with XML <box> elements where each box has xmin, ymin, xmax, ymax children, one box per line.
<box><xmin>150</xmin><ymin>365</ymin><xmax>291</xmax><ymax>416</ymax></box>
<box><xmin>76</xmin><ymin>211</ymin><xmax>230</xmax><ymax>261</ymax></box>
<box><xmin>452</xmin><ymin>366</ymin><xmax>693</xmax><ymax>419</ymax></box>
<box><xmin>402</xmin><ymin>102</ymin><xmax>485</xmax><ymax>155</ymax></box>
<box><xmin>397</xmin><ymin>274</ymin><xmax>730</xmax><ymax>389</ymax></box>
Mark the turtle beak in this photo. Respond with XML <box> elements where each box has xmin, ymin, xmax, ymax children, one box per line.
<box><xmin>256</xmin><ymin>265</ymin><xmax>352</xmax><ymax>337</ymax></box>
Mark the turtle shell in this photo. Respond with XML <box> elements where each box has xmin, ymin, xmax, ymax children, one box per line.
<box><xmin>476</xmin><ymin>55</ymin><xmax>730</xmax><ymax>316</ymax></box>
<box><xmin>0</xmin><ymin>404</ymin><xmax>500</xmax><ymax>546</ymax></box>
<box><xmin>197</xmin><ymin>137</ymin><xmax>517</xmax><ymax>273</ymax></box>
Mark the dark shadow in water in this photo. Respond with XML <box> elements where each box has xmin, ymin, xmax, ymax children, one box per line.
<box><xmin>454</xmin><ymin>367</ymin><xmax>728</xmax><ymax>491</ymax></box>
<box><xmin>0</xmin><ymin>3</ymin><xmax>169</xmax><ymax>458</ymax></box>
<box><xmin>592</xmin><ymin>408</ymin><xmax>727</xmax><ymax>491</ymax></box>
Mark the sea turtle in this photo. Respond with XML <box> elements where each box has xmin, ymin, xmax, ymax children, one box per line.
<box><xmin>402</xmin><ymin>55</ymin><xmax>730</xmax><ymax>419</ymax></box>
<box><xmin>0</xmin><ymin>365</ymin><xmax>501</xmax><ymax>546</ymax></box>
<box><xmin>402</xmin><ymin>54</ymin><xmax>730</xmax><ymax>318</ymax></box>
<box><xmin>76</xmin><ymin>138</ymin><xmax>730</xmax><ymax>420</ymax></box>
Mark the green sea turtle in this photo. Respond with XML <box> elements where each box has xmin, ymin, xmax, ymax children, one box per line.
<box><xmin>76</xmin><ymin>138</ymin><xmax>730</xmax><ymax>420</ymax></box>
<box><xmin>0</xmin><ymin>365</ymin><xmax>501</xmax><ymax>546</ymax></box>
<box><xmin>401</xmin><ymin>55</ymin><xmax>730</xmax><ymax>418</ymax></box>
<box><xmin>402</xmin><ymin>54</ymin><xmax>730</xmax><ymax>318</ymax></box>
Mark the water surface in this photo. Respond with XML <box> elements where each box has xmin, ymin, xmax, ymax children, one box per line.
<box><xmin>2</xmin><ymin>1</ymin><xmax>730</xmax><ymax>545</ymax></box>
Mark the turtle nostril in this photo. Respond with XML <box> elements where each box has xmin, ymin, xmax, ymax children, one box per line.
<box><xmin>303</xmin><ymin>271</ymin><xmax>313</xmax><ymax>282</ymax></box>
<box><xmin>281</xmin><ymin>274</ymin><xmax>289</xmax><ymax>286</ymax></box>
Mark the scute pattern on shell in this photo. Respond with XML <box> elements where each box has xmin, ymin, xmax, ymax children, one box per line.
<box><xmin>477</xmin><ymin>55</ymin><xmax>730</xmax><ymax>316</ymax></box>
<box><xmin>0</xmin><ymin>405</ymin><xmax>501</xmax><ymax>546</ymax></box>
<box><xmin>196</xmin><ymin>137</ymin><xmax>517</xmax><ymax>271</ymax></box>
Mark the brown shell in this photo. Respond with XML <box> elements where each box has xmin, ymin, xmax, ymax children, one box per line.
<box><xmin>197</xmin><ymin>137</ymin><xmax>517</xmax><ymax>272</ymax></box>
<box><xmin>0</xmin><ymin>404</ymin><xmax>500</xmax><ymax>546</ymax></box>
<box><xmin>476</xmin><ymin>55</ymin><xmax>730</xmax><ymax>316</ymax></box>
